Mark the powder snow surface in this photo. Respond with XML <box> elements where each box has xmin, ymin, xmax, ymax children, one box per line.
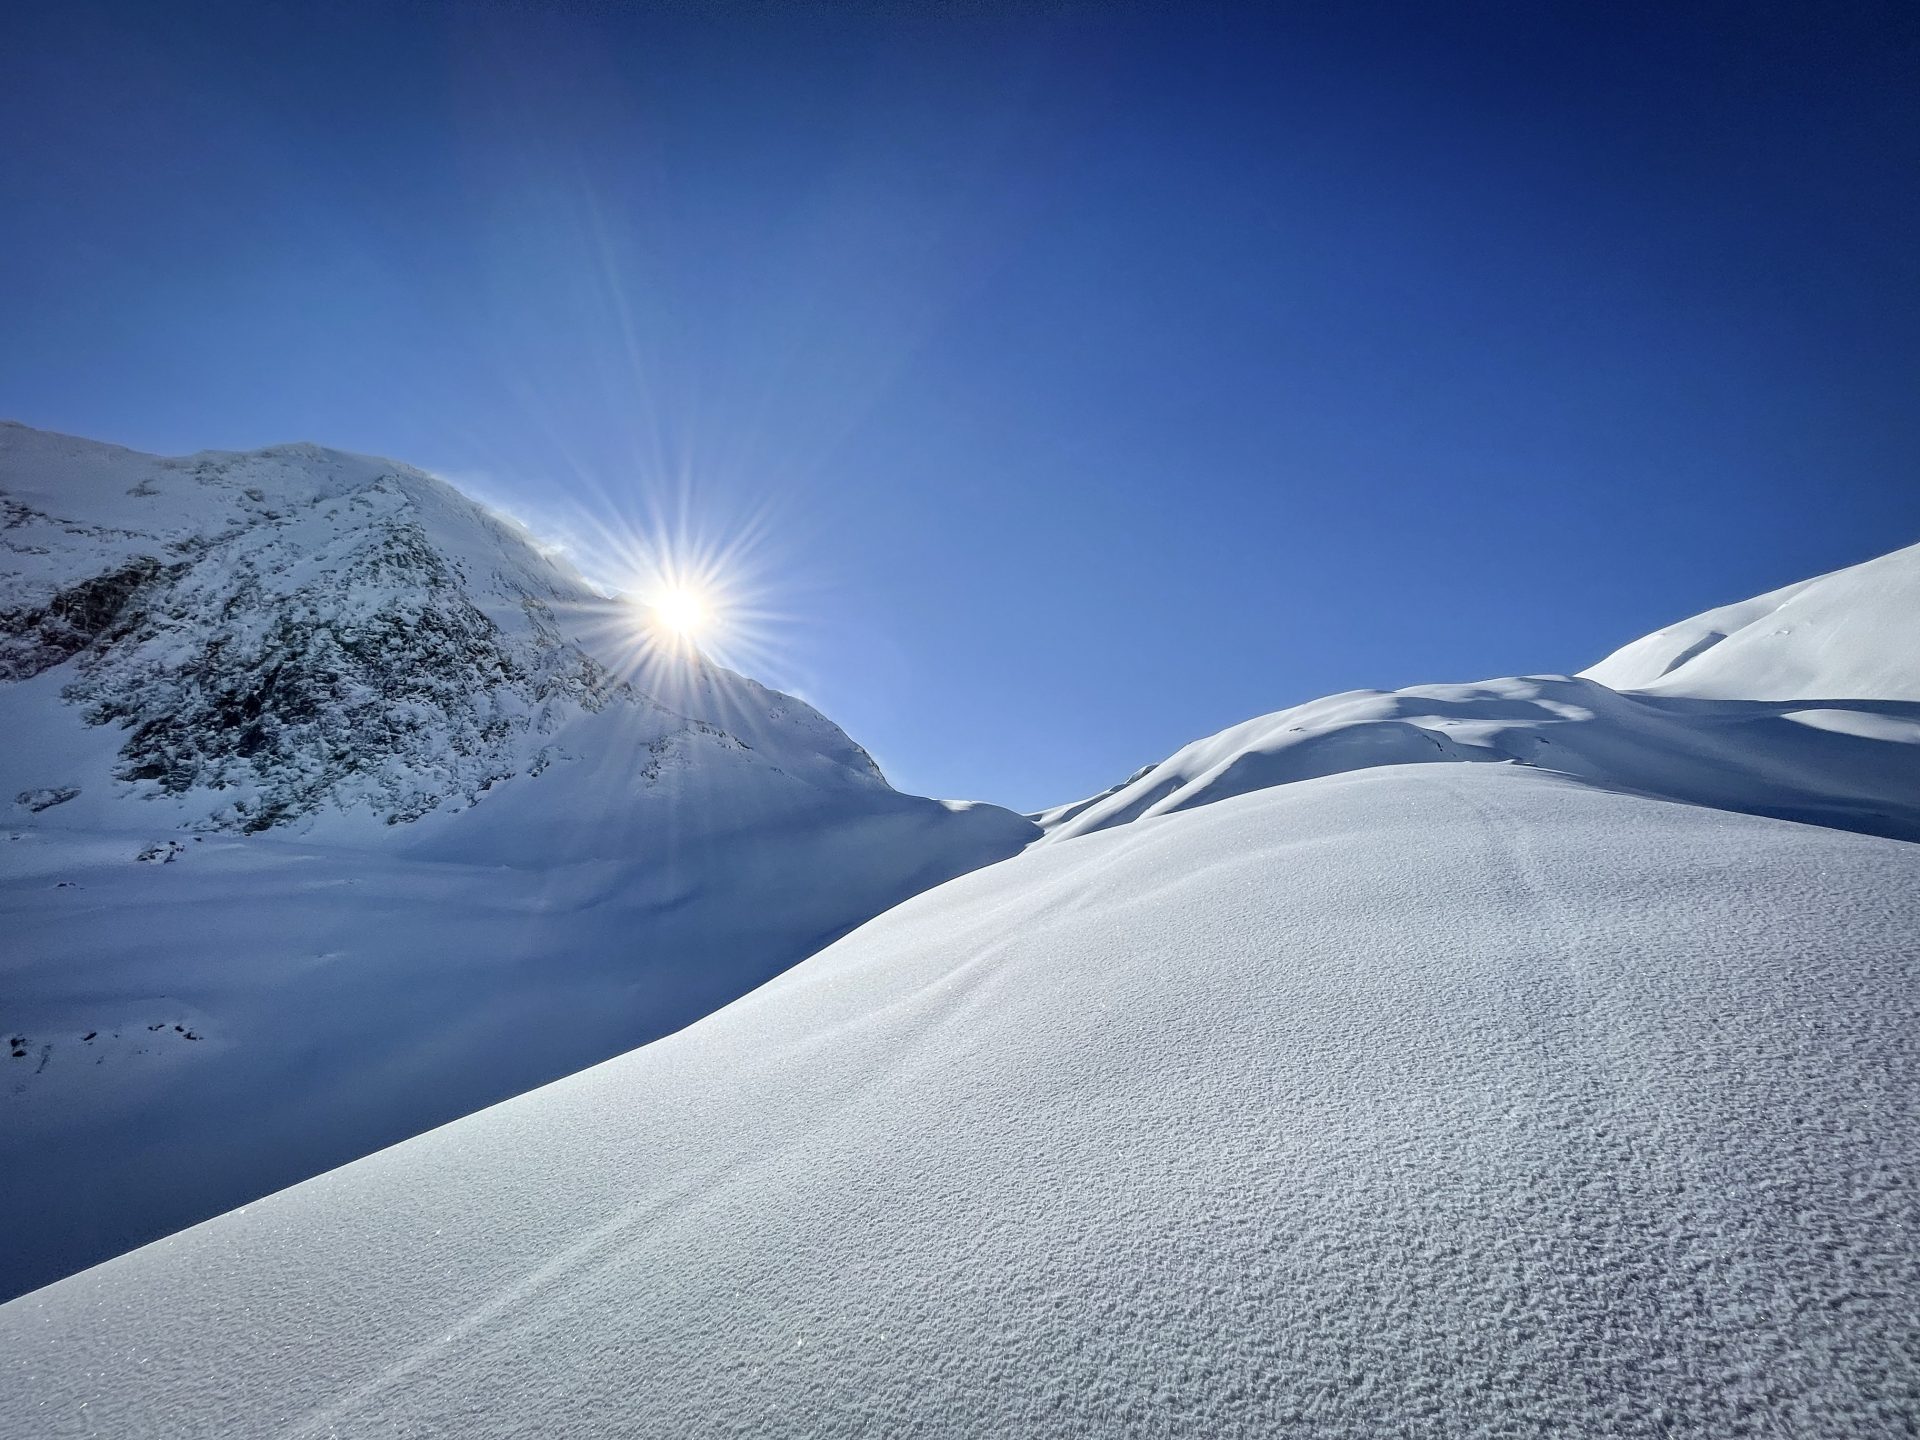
<box><xmin>4</xmin><ymin>765</ymin><xmax>1916</xmax><ymax>1438</ymax></box>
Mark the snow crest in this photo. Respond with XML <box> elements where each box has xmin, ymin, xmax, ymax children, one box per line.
<box><xmin>1042</xmin><ymin>542</ymin><xmax>1920</xmax><ymax>845</ymax></box>
<box><xmin>1581</xmin><ymin>539</ymin><xmax>1920</xmax><ymax>702</ymax></box>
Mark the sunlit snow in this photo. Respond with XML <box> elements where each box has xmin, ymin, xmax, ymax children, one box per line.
<box><xmin>2</xmin><ymin>422</ymin><xmax>1916</xmax><ymax>1436</ymax></box>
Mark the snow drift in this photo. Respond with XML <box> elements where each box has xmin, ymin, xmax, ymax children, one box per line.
<box><xmin>0</xmin><ymin>422</ymin><xmax>1034</xmax><ymax>1299</ymax></box>
<box><xmin>1040</xmin><ymin>542</ymin><xmax>1920</xmax><ymax>845</ymax></box>
<box><xmin>3</xmin><ymin>765</ymin><xmax>1915</xmax><ymax>1436</ymax></box>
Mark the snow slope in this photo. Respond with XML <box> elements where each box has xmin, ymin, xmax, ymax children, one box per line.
<box><xmin>1040</xmin><ymin>542</ymin><xmax>1920</xmax><ymax>845</ymax></box>
<box><xmin>0</xmin><ymin>423</ymin><xmax>1035</xmax><ymax>1299</ymax></box>
<box><xmin>4</xmin><ymin>765</ymin><xmax>1915</xmax><ymax>1437</ymax></box>
<box><xmin>1581</xmin><ymin>539</ymin><xmax>1920</xmax><ymax>702</ymax></box>
<box><xmin>4</xmin><ymin>428</ymin><xmax>1915</xmax><ymax>1432</ymax></box>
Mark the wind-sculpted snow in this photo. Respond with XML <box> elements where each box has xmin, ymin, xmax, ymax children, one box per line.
<box><xmin>4</xmin><ymin>766</ymin><xmax>1916</xmax><ymax>1437</ymax></box>
<box><xmin>1043</xmin><ymin>674</ymin><xmax>1920</xmax><ymax>844</ymax></box>
<box><xmin>1043</xmin><ymin>541</ymin><xmax>1920</xmax><ymax>845</ymax></box>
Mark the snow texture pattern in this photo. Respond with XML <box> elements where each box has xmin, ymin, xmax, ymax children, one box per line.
<box><xmin>2</xmin><ymin>767</ymin><xmax>1915</xmax><ymax>1437</ymax></box>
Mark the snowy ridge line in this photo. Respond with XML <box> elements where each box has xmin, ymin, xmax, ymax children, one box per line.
<box><xmin>1040</xmin><ymin>541</ymin><xmax>1920</xmax><ymax>846</ymax></box>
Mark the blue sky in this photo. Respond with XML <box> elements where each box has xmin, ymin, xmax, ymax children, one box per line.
<box><xmin>5</xmin><ymin>1</ymin><xmax>1917</xmax><ymax>810</ymax></box>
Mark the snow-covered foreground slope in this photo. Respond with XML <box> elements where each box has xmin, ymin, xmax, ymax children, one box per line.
<box><xmin>4</xmin><ymin>765</ymin><xmax>1916</xmax><ymax>1437</ymax></box>
<box><xmin>0</xmin><ymin>423</ymin><xmax>1035</xmax><ymax>1299</ymax></box>
<box><xmin>1041</xmin><ymin>542</ymin><xmax>1920</xmax><ymax>844</ymax></box>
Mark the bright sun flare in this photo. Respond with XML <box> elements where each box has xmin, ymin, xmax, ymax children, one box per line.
<box><xmin>651</xmin><ymin>586</ymin><xmax>709</xmax><ymax>638</ymax></box>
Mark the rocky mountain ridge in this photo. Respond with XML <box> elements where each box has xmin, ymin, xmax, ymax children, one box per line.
<box><xmin>0</xmin><ymin>421</ymin><xmax>878</xmax><ymax>835</ymax></box>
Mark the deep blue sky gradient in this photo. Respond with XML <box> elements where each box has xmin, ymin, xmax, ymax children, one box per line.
<box><xmin>5</xmin><ymin>1</ymin><xmax>1917</xmax><ymax>808</ymax></box>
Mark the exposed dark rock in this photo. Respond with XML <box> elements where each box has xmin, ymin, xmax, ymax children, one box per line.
<box><xmin>38</xmin><ymin>477</ymin><xmax>634</xmax><ymax>832</ymax></box>
<box><xmin>15</xmin><ymin>786</ymin><xmax>79</xmax><ymax>812</ymax></box>
<box><xmin>0</xmin><ymin>557</ymin><xmax>177</xmax><ymax>680</ymax></box>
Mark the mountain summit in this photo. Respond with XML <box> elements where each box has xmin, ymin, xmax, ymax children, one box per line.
<box><xmin>0</xmin><ymin>421</ymin><xmax>888</xmax><ymax>834</ymax></box>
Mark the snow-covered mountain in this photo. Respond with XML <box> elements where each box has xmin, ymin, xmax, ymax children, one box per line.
<box><xmin>0</xmin><ymin>420</ymin><xmax>891</xmax><ymax>832</ymax></box>
<box><xmin>3</xmin><ymin>433</ymin><xmax>1916</xmax><ymax>1434</ymax></box>
<box><xmin>1039</xmin><ymin>541</ymin><xmax>1920</xmax><ymax>845</ymax></box>
<box><xmin>0</xmin><ymin>422</ymin><xmax>1036</xmax><ymax>1300</ymax></box>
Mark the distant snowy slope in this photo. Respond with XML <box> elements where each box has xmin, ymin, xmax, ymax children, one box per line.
<box><xmin>0</xmin><ymin>422</ymin><xmax>1034</xmax><ymax>1299</ymax></box>
<box><xmin>5</xmin><ymin>766</ymin><xmax>1915</xmax><ymax>1437</ymax></box>
<box><xmin>1043</xmin><ymin>543</ymin><xmax>1920</xmax><ymax>844</ymax></box>
<box><xmin>1581</xmin><ymin>539</ymin><xmax>1920</xmax><ymax>701</ymax></box>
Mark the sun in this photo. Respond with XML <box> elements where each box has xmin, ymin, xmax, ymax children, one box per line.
<box><xmin>650</xmin><ymin>585</ymin><xmax>710</xmax><ymax>639</ymax></box>
<box><xmin>574</xmin><ymin>516</ymin><xmax>780</xmax><ymax>684</ymax></box>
